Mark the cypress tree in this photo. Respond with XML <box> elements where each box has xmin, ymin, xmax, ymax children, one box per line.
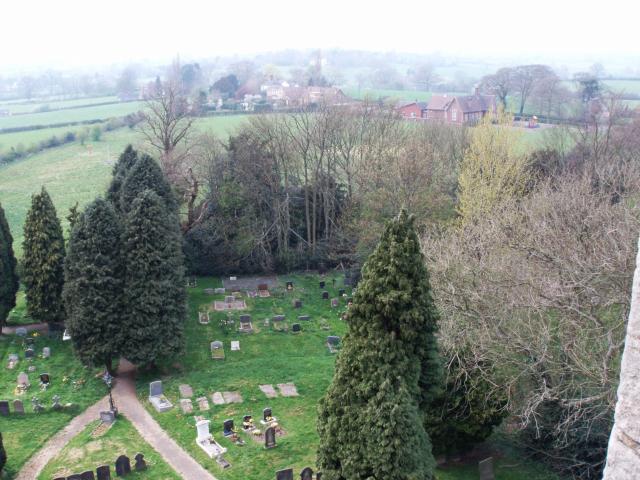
<box><xmin>119</xmin><ymin>153</ymin><xmax>176</xmax><ymax>214</ymax></box>
<box><xmin>106</xmin><ymin>144</ymin><xmax>139</xmax><ymax>209</ymax></box>
<box><xmin>120</xmin><ymin>189</ymin><xmax>185</xmax><ymax>365</ymax></box>
<box><xmin>0</xmin><ymin>202</ymin><xmax>19</xmax><ymax>326</ymax></box>
<box><xmin>22</xmin><ymin>187</ymin><xmax>65</xmax><ymax>324</ymax></box>
<box><xmin>317</xmin><ymin>210</ymin><xmax>441</xmax><ymax>480</ymax></box>
<box><xmin>63</xmin><ymin>198</ymin><xmax>124</xmax><ymax>373</ymax></box>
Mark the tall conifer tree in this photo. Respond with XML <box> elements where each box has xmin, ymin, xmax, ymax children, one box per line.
<box><xmin>120</xmin><ymin>190</ymin><xmax>185</xmax><ymax>365</ymax></box>
<box><xmin>106</xmin><ymin>144</ymin><xmax>139</xmax><ymax>209</ymax></box>
<box><xmin>63</xmin><ymin>199</ymin><xmax>123</xmax><ymax>373</ymax></box>
<box><xmin>317</xmin><ymin>210</ymin><xmax>441</xmax><ymax>480</ymax></box>
<box><xmin>119</xmin><ymin>153</ymin><xmax>176</xmax><ymax>214</ymax></box>
<box><xmin>22</xmin><ymin>188</ymin><xmax>65</xmax><ymax>324</ymax></box>
<box><xmin>0</xmin><ymin>203</ymin><xmax>19</xmax><ymax>326</ymax></box>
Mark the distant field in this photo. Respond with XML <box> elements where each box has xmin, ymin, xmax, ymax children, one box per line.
<box><xmin>1</xmin><ymin>95</ymin><xmax>119</xmax><ymax>115</ymax></box>
<box><xmin>0</xmin><ymin>101</ymin><xmax>145</xmax><ymax>130</ymax></box>
<box><xmin>0</xmin><ymin>115</ymin><xmax>248</xmax><ymax>256</ymax></box>
<box><xmin>0</xmin><ymin>124</ymin><xmax>105</xmax><ymax>154</ymax></box>
<box><xmin>344</xmin><ymin>87</ymin><xmax>468</xmax><ymax>102</ymax></box>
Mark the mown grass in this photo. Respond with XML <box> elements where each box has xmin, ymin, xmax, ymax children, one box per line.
<box><xmin>0</xmin><ymin>331</ymin><xmax>104</xmax><ymax>478</ymax></box>
<box><xmin>137</xmin><ymin>274</ymin><xmax>562</xmax><ymax>480</ymax></box>
<box><xmin>0</xmin><ymin>115</ymin><xmax>249</xmax><ymax>257</ymax></box>
<box><xmin>0</xmin><ymin>123</ymin><xmax>105</xmax><ymax>154</ymax></box>
<box><xmin>38</xmin><ymin>417</ymin><xmax>181</xmax><ymax>479</ymax></box>
<box><xmin>1</xmin><ymin>96</ymin><xmax>120</xmax><ymax>115</ymax></box>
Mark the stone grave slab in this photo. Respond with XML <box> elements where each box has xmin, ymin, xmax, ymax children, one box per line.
<box><xmin>148</xmin><ymin>380</ymin><xmax>173</xmax><ymax>413</ymax></box>
<box><xmin>197</xmin><ymin>396</ymin><xmax>210</xmax><ymax>411</ymax></box>
<box><xmin>298</xmin><ymin>315</ymin><xmax>310</xmax><ymax>321</ymax></box>
<box><xmin>222</xmin><ymin>391</ymin><xmax>243</xmax><ymax>404</ymax></box>
<box><xmin>180</xmin><ymin>398</ymin><xmax>194</xmax><ymax>414</ymax></box>
<box><xmin>214</xmin><ymin>287</ymin><xmax>226</xmax><ymax>294</ymax></box>
<box><xmin>100</xmin><ymin>410</ymin><xmax>115</xmax><ymax>424</ymax></box>
<box><xmin>211</xmin><ymin>392</ymin><xmax>226</xmax><ymax>405</ymax></box>
<box><xmin>277</xmin><ymin>383</ymin><xmax>299</xmax><ymax>397</ymax></box>
<box><xmin>179</xmin><ymin>384</ymin><xmax>194</xmax><ymax>398</ymax></box>
<box><xmin>259</xmin><ymin>384</ymin><xmax>278</xmax><ymax>398</ymax></box>
<box><xmin>231</xmin><ymin>341</ymin><xmax>240</xmax><ymax>351</ymax></box>
<box><xmin>479</xmin><ymin>457</ymin><xmax>495</xmax><ymax>480</ymax></box>
<box><xmin>276</xmin><ymin>468</ymin><xmax>294</xmax><ymax>480</ymax></box>
<box><xmin>213</xmin><ymin>299</ymin><xmax>246</xmax><ymax>311</ymax></box>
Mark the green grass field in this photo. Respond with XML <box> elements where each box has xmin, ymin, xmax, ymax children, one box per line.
<box><xmin>343</xmin><ymin>87</ymin><xmax>469</xmax><ymax>103</ymax></box>
<box><xmin>0</xmin><ymin>123</ymin><xmax>106</xmax><ymax>155</ymax></box>
<box><xmin>38</xmin><ymin>417</ymin><xmax>181</xmax><ymax>479</ymax></box>
<box><xmin>134</xmin><ymin>274</ymin><xmax>560</xmax><ymax>480</ymax></box>
<box><xmin>0</xmin><ymin>101</ymin><xmax>145</xmax><ymax>130</ymax></box>
<box><xmin>0</xmin><ymin>115</ymin><xmax>248</xmax><ymax>257</ymax></box>
<box><xmin>0</xmin><ymin>331</ymin><xmax>104</xmax><ymax>478</ymax></box>
<box><xmin>1</xmin><ymin>96</ymin><xmax>120</xmax><ymax>115</ymax></box>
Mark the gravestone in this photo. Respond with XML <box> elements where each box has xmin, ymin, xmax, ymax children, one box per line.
<box><xmin>223</xmin><ymin>418</ymin><xmax>234</xmax><ymax>436</ymax></box>
<box><xmin>196</xmin><ymin>396</ymin><xmax>210</xmax><ymax>411</ymax></box>
<box><xmin>134</xmin><ymin>453</ymin><xmax>147</xmax><ymax>471</ymax></box>
<box><xmin>25</xmin><ymin>337</ymin><xmax>34</xmax><ymax>345</ymax></box>
<box><xmin>148</xmin><ymin>380</ymin><xmax>173</xmax><ymax>412</ymax></box>
<box><xmin>322</xmin><ymin>291</ymin><xmax>329</xmax><ymax>300</ymax></box>
<box><xmin>273</xmin><ymin>315</ymin><xmax>285</xmax><ymax>322</ymax></box>
<box><xmin>180</xmin><ymin>399</ymin><xmax>193</xmax><ymax>414</ymax></box>
<box><xmin>293</xmin><ymin>299</ymin><xmax>302</xmax><ymax>309</ymax></box>
<box><xmin>239</xmin><ymin>314</ymin><xmax>251</xmax><ymax>322</ymax></box>
<box><xmin>0</xmin><ymin>401</ymin><xmax>9</xmax><ymax>416</ymax></box>
<box><xmin>316</xmin><ymin>473</ymin><xmax>322</xmax><ymax>480</ymax></box>
<box><xmin>259</xmin><ymin>384</ymin><xmax>278</xmax><ymax>398</ymax></box>
<box><xmin>222</xmin><ymin>391</ymin><xmax>243</xmax><ymax>403</ymax></box>
<box><xmin>231</xmin><ymin>341</ymin><xmax>240</xmax><ymax>351</ymax></box>
<box><xmin>331</xmin><ymin>298</ymin><xmax>339</xmax><ymax>308</ymax></box>
<box><xmin>198</xmin><ymin>311</ymin><xmax>210</xmax><ymax>324</ymax></box>
<box><xmin>479</xmin><ymin>457</ymin><xmax>495</xmax><ymax>480</ymax></box>
<box><xmin>179</xmin><ymin>384</ymin><xmax>193</xmax><ymax>398</ymax></box>
<box><xmin>204</xmin><ymin>288</ymin><xmax>215</xmax><ymax>295</ymax></box>
<box><xmin>327</xmin><ymin>336</ymin><xmax>341</xmax><ymax>354</ymax></box>
<box><xmin>319</xmin><ymin>281</ymin><xmax>325</xmax><ymax>288</ymax></box>
<box><xmin>225</xmin><ymin>295</ymin><xmax>235</xmax><ymax>304</ymax></box>
<box><xmin>13</xmin><ymin>399</ymin><xmax>24</xmax><ymax>415</ymax></box>
<box><xmin>243</xmin><ymin>415</ymin><xmax>255</xmax><ymax>430</ymax></box>
<box><xmin>211</xmin><ymin>340</ymin><xmax>225</xmax><ymax>360</ymax></box>
<box><xmin>276</xmin><ymin>468</ymin><xmax>294</xmax><ymax>480</ymax></box>
<box><xmin>80</xmin><ymin>471</ymin><xmax>95</xmax><ymax>480</ymax></box>
<box><xmin>338</xmin><ymin>289</ymin><xmax>345</xmax><ymax>296</ymax></box>
<box><xmin>25</xmin><ymin>348</ymin><xmax>35</xmax><ymax>359</ymax></box>
<box><xmin>301</xmin><ymin>467</ymin><xmax>314</xmax><ymax>480</ymax></box>
<box><xmin>96</xmin><ymin>465</ymin><xmax>111</xmax><ymax>480</ymax></box>
<box><xmin>298</xmin><ymin>315</ymin><xmax>310</xmax><ymax>321</ymax></box>
<box><xmin>16</xmin><ymin>327</ymin><xmax>27</xmax><ymax>337</ymax></box>
<box><xmin>40</xmin><ymin>373</ymin><xmax>50</xmax><ymax>385</ymax></box>
<box><xmin>277</xmin><ymin>383</ymin><xmax>299</xmax><ymax>397</ymax></box>
<box><xmin>115</xmin><ymin>454</ymin><xmax>131</xmax><ymax>476</ymax></box>
<box><xmin>51</xmin><ymin>395</ymin><xmax>61</xmax><ymax>410</ymax></box>
<box><xmin>265</xmin><ymin>426</ymin><xmax>277</xmax><ymax>448</ymax></box>
<box><xmin>215</xmin><ymin>287</ymin><xmax>226</xmax><ymax>294</ymax></box>
<box><xmin>262</xmin><ymin>407</ymin><xmax>277</xmax><ymax>424</ymax></box>
<box><xmin>286</xmin><ymin>281</ymin><xmax>293</xmax><ymax>290</ymax></box>
<box><xmin>291</xmin><ymin>323</ymin><xmax>301</xmax><ymax>333</ymax></box>
<box><xmin>31</xmin><ymin>397</ymin><xmax>44</xmax><ymax>412</ymax></box>
<box><xmin>68</xmin><ymin>474</ymin><xmax>83</xmax><ymax>480</ymax></box>
<box><xmin>42</xmin><ymin>347</ymin><xmax>51</xmax><ymax>358</ymax></box>
<box><xmin>18</xmin><ymin>372</ymin><xmax>29</xmax><ymax>387</ymax></box>
<box><xmin>8</xmin><ymin>353</ymin><xmax>18</xmax><ymax>362</ymax></box>
<box><xmin>149</xmin><ymin>381</ymin><xmax>163</xmax><ymax>397</ymax></box>
<box><xmin>100</xmin><ymin>410</ymin><xmax>116</xmax><ymax>423</ymax></box>
<box><xmin>211</xmin><ymin>392</ymin><xmax>225</xmax><ymax>405</ymax></box>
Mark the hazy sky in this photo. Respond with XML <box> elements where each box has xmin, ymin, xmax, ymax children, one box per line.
<box><xmin>2</xmin><ymin>0</ymin><xmax>638</xmax><ymax>69</ymax></box>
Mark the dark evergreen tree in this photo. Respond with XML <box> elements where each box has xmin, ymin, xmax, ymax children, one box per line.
<box><xmin>119</xmin><ymin>153</ymin><xmax>176</xmax><ymax>214</ymax></box>
<box><xmin>317</xmin><ymin>210</ymin><xmax>441</xmax><ymax>480</ymax></box>
<box><xmin>120</xmin><ymin>190</ymin><xmax>185</xmax><ymax>365</ymax></box>
<box><xmin>106</xmin><ymin>144</ymin><xmax>139</xmax><ymax>209</ymax></box>
<box><xmin>0</xmin><ymin>432</ymin><xmax>6</xmax><ymax>473</ymax></box>
<box><xmin>22</xmin><ymin>187</ymin><xmax>65</xmax><ymax>324</ymax></box>
<box><xmin>66</xmin><ymin>201</ymin><xmax>80</xmax><ymax>235</ymax></box>
<box><xmin>0</xmin><ymin>202</ymin><xmax>19</xmax><ymax>326</ymax></box>
<box><xmin>63</xmin><ymin>198</ymin><xmax>124</xmax><ymax>373</ymax></box>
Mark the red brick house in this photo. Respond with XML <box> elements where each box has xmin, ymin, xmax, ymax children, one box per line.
<box><xmin>397</xmin><ymin>101</ymin><xmax>428</xmax><ymax>119</ymax></box>
<box><xmin>426</xmin><ymin>92</ymin><xmax>496</xmax><ymax>125</ymax></box>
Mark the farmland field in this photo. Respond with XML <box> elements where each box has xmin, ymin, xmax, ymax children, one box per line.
<box><xmin>0</xmin><ymin>123</ymin><xmax>105</xmax><ymax>154</ymax></box>
<box><xmin>0</xmin><ymin>115</ymin><xmax>249</xmax><ymax>256</ymax></box>
<box><xmin>0</xmin><ymin>101</ymin><xmax>145</xmax><ymax>130</ymax></box>
<box><xmin>0</xmin><ymin>95</ymin><xmax>120</xmax><ymax>115</ymax></box>
<box><xmin>344</xmin><ymin>87</ymin><xmax>468</xmax><ymax>102</ymax></box>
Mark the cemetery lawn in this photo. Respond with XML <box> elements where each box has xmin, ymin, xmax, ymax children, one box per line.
<box><xmin>137</xmin><ymin>273</ymin><xmax>563</xmax><ymax>480</ymax></box>
<box><xmin>38</xmin><ymin>417</ymin><xmax>181</xmax><ymax>479</ymax></box>
<box><xmin>0</xmin><ymin>332</ymin><xmax>104</xmax><ymax>478</ymax></box>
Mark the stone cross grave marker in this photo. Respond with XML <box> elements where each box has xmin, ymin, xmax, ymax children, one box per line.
<box><xmin>115</xmin><ymin>454</ymin><xmax>131</xmax><ymax>476</ymax></box>
<box><xmin>134</xmin><ymin>453</ymin><xmax>147</xmax><ymax>471</ymax></box>
<box><xmin>276</xmin><ymin>468</ymin><xmax>294</xmax><ymax>480</ymax></box>
<box><xmin>265</xmin><ymin>426</ymin><xmax>277</xmax><ymax>449</ymax></box>
<box><xmin>13</xmin><ymin>399</ymin><xmax>24</xmax><ymax>415</ymax></box>
<box><xmin>479</xmin><ymin>457</ymin><xmax>495</xmax><ymax>480</ymax></box>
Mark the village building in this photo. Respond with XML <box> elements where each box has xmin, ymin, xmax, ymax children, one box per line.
<box><xmin>426</xmin><ymin>91</ymin><xmax>496</xmax><ymax>124</ymax></box>
<box><xmin>397</xmin><ymin>101</ymin><xmax>428</xmax><ymax>119</ymax></box>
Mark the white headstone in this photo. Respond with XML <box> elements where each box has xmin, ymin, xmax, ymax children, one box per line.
<box><xmin>196</xmin><ymin>419</ymin><xmax>211</xmax><ymax>442</ymax></box>
<box><xmin>42</xmin><ymin>347</ymin><xmax>51</xmax><ymax>358</ymax></box>
<box><xmin>231</xmin><ymin>341</ymin><xmax>240</xmax><ymax>351</ymax></box>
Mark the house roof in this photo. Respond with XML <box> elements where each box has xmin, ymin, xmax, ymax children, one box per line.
<box><xmin>398</xmin><ymin>101</ymin><xmax>428</xmax><ymax>110</ymax></box>
<box><xmin>427</xmin><ymin>94</ymin><xmax>496</xmax><ymax>113</ymax></box>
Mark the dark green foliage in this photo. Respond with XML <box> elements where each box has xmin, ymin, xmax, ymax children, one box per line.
<box><xmin>0</xmin><ymin>203</ymin><xmax>19</xmax><ymax>326</ymax></box>
<box><xmin>66</xmin><ymin>202</ymin><xmax>80</xmax><ymax>235</ymax></box>
<box><xmin>63</xmin><ymin>199</ymin><xmax>124</xmax><ymax>371</ymax></box>
<box><xmin>427</xmin><ymin>348</ymin><xmax>507</xmax><ymax>456</ymax></box>
<box><xmin>22</xmin><ymin>187</ymin><xmax>65</xmax><ymax>324</ymax></box>
<box><xmin>120</xmin><ymin>190</ymin><xmax>185</xmax><ymax>366</ymax></box>
<box><xmin>106</xmin><ymin>144</ymin><xmax>139</xmax><ymax>209</ymax></box>
<box><xmin>119</xmin><ymin>153</ymin><xmax>176</xmax><ymax>214</ymax></box>
<box><xmin>317</xmin><ymin>210</ymin><xmax>440</xmax><ymax>480</ymax></box>
<box><xmin>0</xmin><ymin>432</ymin><xmax>6</xmax><ymax>473</ymax></box>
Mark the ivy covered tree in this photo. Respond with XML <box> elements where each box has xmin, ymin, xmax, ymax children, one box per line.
<box><xmin>106</xmin><ymin>144</ymin><xmax>139</xmax><ymax>209</ymax></box>
<box><xmin>0</xmin><ymin>202</ymin><xmax>19</xmax><ymax>326</ymax></box>
<box><xmin>22</xmin><ymin>187</ymin><xmax>65</xmax><ymax>324</ymax></box>
<box><xmin>63</xmin><ymin>199</ymin><xmax>124</xmax><ymax>373</ymax></box>
<box><xmin>119</xmin><ymin>153</ymin><xmax>176</xmax><ymax>214</ymax></box>
<box><xmin>120</xmin><ymin>189</ymin><xmax>185</xmax><ymax>366</ymax></box>
<box><xmin>317</xmin><ymin>210</ymin><xmax>441</xmax><ymax>480</ymax></box>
